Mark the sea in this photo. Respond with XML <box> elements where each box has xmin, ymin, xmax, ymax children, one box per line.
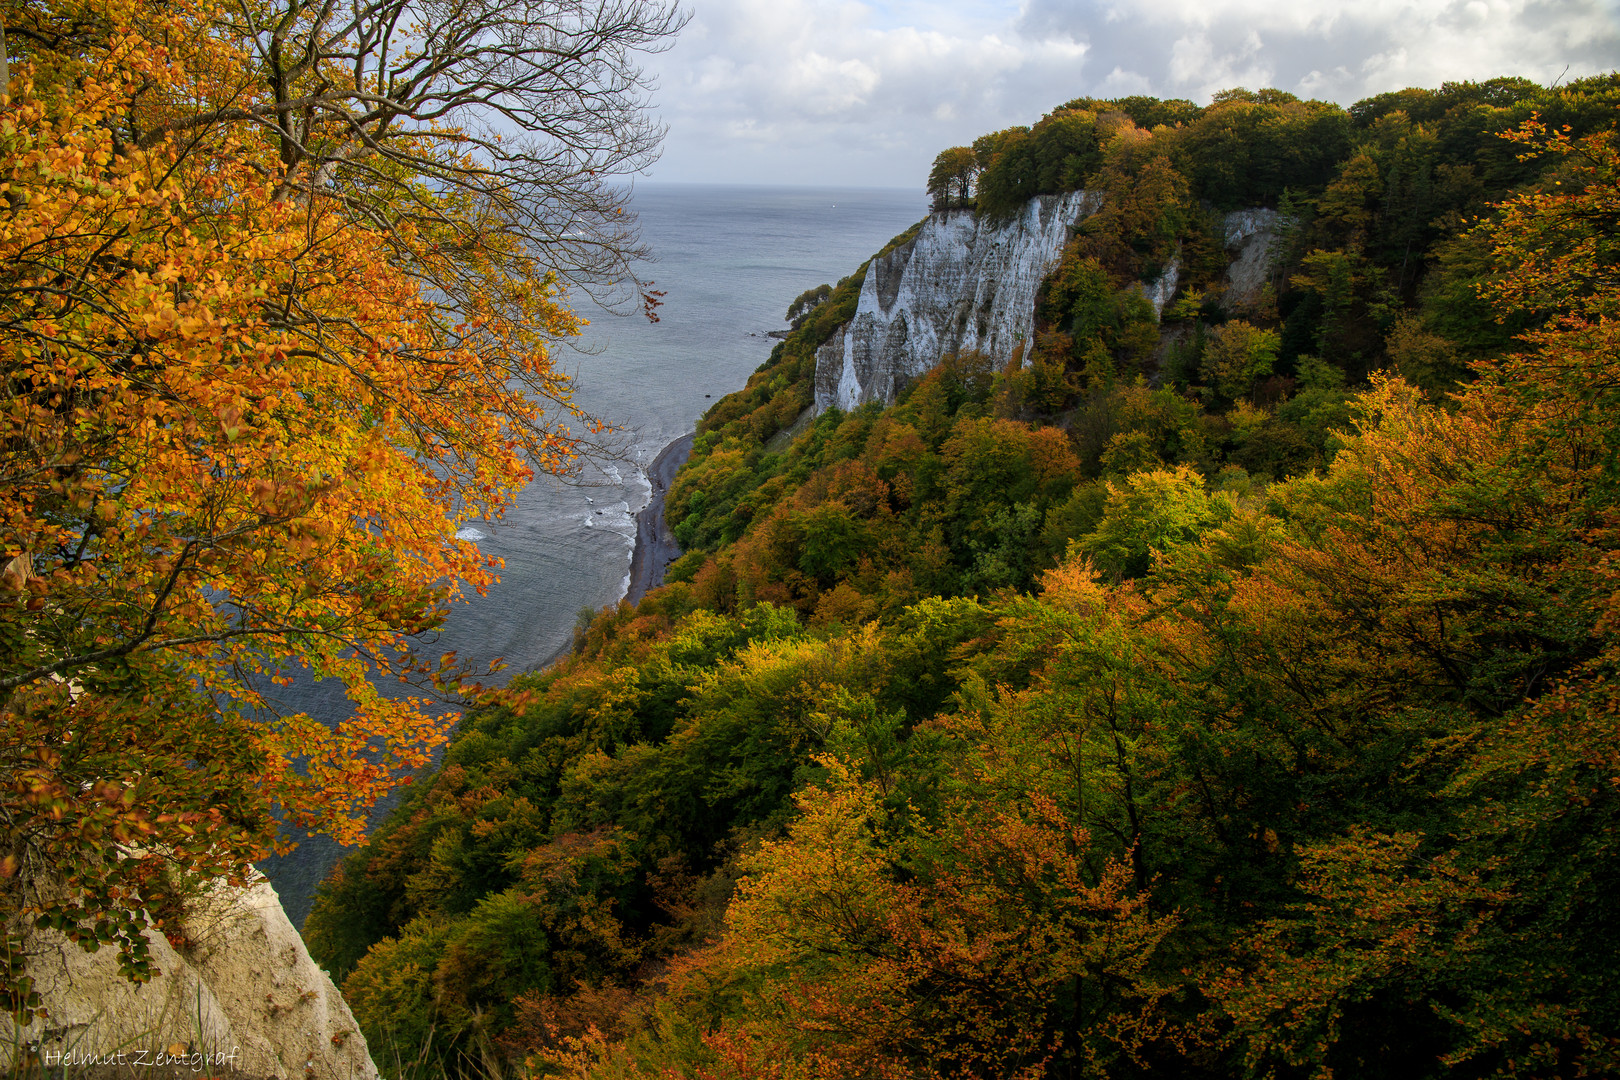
<box><xmin>260</xmin><ymin>182</ymin><xmax>930</xmax><ymax>927</ymax></box>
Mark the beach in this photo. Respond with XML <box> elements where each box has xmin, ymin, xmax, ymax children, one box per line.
<box><xmin>626</xmin><ymin>432</ymin><xmax>695</xmax><ymax>606</ymax></box>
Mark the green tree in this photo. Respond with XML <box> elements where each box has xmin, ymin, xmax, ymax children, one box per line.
<box><xmin>973</xmin><ymin>127</ymin><xmax>1037</xmax><ymax>218</ymax></box>
<box><xmin>796</xmin><ymin>502</ymin><xmax>868</xmax><ymax>588</ymax></box>
<box><xmin>1200</xmin><ymin>319</ymin><xmax>1280</xmax><ymax>402</ymax></box>
<box><xmin>786</xmin><ymin>283</ymin><xmax>832</xmax><ymax>327</ymax></box>
<box><xmin>1081</xmin><ymin>466</ymin><xmax>1234</xmax><ymax>579</ymax></box>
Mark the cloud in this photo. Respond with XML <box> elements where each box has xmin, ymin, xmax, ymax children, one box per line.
<box><xmin>641</xmin><ymin>0</ymin><xmax>1620</xmax><ymax>186</ymax></box>
<box><xmin>646</xmin><ymin>0</ymin><xmax>1088</xmax><ymax>185</ymax></box>
<box><xmin>1166</xmin><ymin>30</ymin><xmax>1272</xmax><ymax>99</ymax></box>
<box><xmin>1020</xmin><ymin>0</ymin><xmax>1620</xmax><ymax>103</ymax></box>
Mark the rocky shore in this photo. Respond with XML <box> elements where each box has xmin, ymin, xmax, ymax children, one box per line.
<box><xmin>626</xmin><ymin>432</ymin><xmax>694</xmax><ymax>606</ymax></box>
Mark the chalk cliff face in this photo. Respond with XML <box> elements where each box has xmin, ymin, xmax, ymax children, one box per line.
<box><xmin>1221</xmin><ymin>208</ymin><xmax>1282</xmax><ymax>308</ymax></box>
<box><xmin>7</xmin><ymin>876</ymin><xmax>379</xmax><ymax>1080</ymax></box>
<box><xmin>812</xmin><ymin>197</ymin><xmax>1280</xmax><ymax>414</ymax></box>
<box><xmin>814</xmin><ymin>190</ymin><xmax>1102</xmax><ymax>413</ymax></box>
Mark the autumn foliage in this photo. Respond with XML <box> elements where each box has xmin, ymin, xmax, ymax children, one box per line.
<box><xmin>0</xmin><ymin>0</ymin><xmax>681</xmax><ymax>1015</ymax></box>
<box><xmin>299</xmin><ymin>98</ymin><xmax>1620</xmax><ymax>1080</ymax></box>
<box><xmin>4</xmin><ymin>4</ymin><xmax>1608</xmax><ymax>1068</ymax></box>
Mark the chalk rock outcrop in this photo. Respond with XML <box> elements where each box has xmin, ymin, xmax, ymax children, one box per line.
<box><xmin>814</xmin><ymin>190</ymin><xmax>1102</xmax><ymax>413</ymax></box>
<box><xmin>1221</xmin><ymin>208</ymin><xmax>1281</xmax><ymax>308</ymax></box>
<box><xmin>6</xmin><ymin>875</ymin><xmax>378</xmax><ymax>1080</ymax></box>
<box><xmin>811</xmin><ymin>195</ymin><xmax>1282</xmax><ymax>414</ymax></box>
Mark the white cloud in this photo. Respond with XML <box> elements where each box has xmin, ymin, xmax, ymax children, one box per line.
<box><xmin>1167</xmin><ymin>31</ymin><xmax>1272</xmax><ymax>98</ymax></box>
<box><xmin>647</xmin><ymin>0</ymin><xmax>1089</xmax><ymax>185</ymax></box>
<box><xmin>1095</xmin><ymin>66</ymin><xmax>1154</xmax><ymax>96</ymax></box>
<box><xmin>640</xmin><ymin>0</ymin><xmax>1620</xmax><ymax>186</ymax></box>
<box><xmin>1023</xmin><ymin>0</ymin><xmax>1620</xmax><ymax>102</ymax></box>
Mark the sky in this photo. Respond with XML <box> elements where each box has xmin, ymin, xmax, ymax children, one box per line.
<box><xmin>639</xmin><ymin>0</ymin><xmax>1620</xmax><ymax>187</ymax></box>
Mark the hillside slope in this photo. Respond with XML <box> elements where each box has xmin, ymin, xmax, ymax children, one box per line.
<box><xmin>306</xmin><ymin>78</ymin><xmax>1620</xmax><ymax>1080</ymax></box>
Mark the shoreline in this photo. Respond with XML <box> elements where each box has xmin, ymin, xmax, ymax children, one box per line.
<box><xmin>532</xmin><ymin>431</ymin><xmax>695</xmax><ymax>676</ymax></box>
<box><xmin>626</xmin><ymin>431</ymin><xmax>695</xmax><ymax>607</ymax></box>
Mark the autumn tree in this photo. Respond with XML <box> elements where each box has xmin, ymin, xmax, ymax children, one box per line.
<box><xmin>1194</xmin><ymin>116</ymin><xmax>1620</xmax><ymax>1077</ymax></box>
<box><xmin>693</xmin><ymin>761</ymin><xmax>1177</xmax><ymax>1078</ymax></box>
<box><xmin>1081</xmin><ymin>467</ymin><xmax>1233</xmax><ymax>580</ymax></box>
<box><xmin>785</xmin><ymin>283</ymin><xmax>832</xmax><ymax>328</ymax></box>
<box><xmin>1199</xmin><ymin>319</ymin><xmax>1279</xmax><ymax>402</ymax></box>
<box><xmin>0</xmin><ymin>0</ymin><xmax>680</xmax><ymax>1017</ymax></box>
<box><xmin>927</xmin><ymin>145</ymin><xmax>978</xmax><ymax>211</ymax></box>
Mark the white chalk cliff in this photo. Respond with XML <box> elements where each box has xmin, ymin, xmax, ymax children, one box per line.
<box><xmin>6</xmin><ymin>875</ymin><xmax>379</xmax><ymax>1080</ymax></box>
<box><xmin>812</xmin><ymin>196</ymin><xmax>1278</xmax><ymax>414</ymax></box>
<box><xmin>815</xmin><ymin>191</ymin><xmax>1102</xmax><ymax>413</ymax></box>
<box><xmin>1220</xmin><ymin>208</ymin><xmax>1282</xmax><ymax>308</ymax></box>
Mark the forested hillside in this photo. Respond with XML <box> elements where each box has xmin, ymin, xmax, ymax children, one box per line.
<box><xmin>305</xmin><ymin>80</ymin><xmax>1620</xmax><ymax>1079</ymax></box>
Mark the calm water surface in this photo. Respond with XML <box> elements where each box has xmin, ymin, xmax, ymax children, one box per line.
<box><xmin>261</xmin><ymin>183</ymin><xmax>929</xmax><ymax>926</ymax></box>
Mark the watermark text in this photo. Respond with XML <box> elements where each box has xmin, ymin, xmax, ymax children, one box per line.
<box><xmin>39</xmin><ymin>1047</ymin><xmax>242</xmax><ymax>1072</ymax></box>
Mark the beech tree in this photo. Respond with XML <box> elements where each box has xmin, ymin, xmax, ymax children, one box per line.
<box><xmin>927</xmin><ymin>145</ymin><xmax>978</xmax><ymax>211</ymax></box>
<box><xmin>703</xmin><ymin>762</ymin><xmax>1177</xmax><ymax>1077</ymax></box>
<box><xmin>0</xmin><ymin>0</ymin><xmax>681</xmax><ymax>1017</ymax></box>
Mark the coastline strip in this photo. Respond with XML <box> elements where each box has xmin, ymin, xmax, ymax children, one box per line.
<box><xmin>626</xmin><ymin>432</ymin><xmax>695</xmax><ymax>607</ymax></box>
<box><xmin>533</xmin><ymin>431</ymin><xmax>694</xmax><ymax>674</ymax></box>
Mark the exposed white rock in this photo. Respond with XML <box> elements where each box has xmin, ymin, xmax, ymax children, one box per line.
<box><xmin>5</xmin><ymin>875</ymin><xmax>378</xmax><ymax>1080</ymax></box>
<box><xmin>814</xmin><ymin>191</ymin><xmax>1103</xmax><ymax>413</ymax></box>
<box><xmin>1137</xmin><ymin>257</ymin><xmax>1181</xmax><ymax>319</ymax></box>
<box><xmin>1222</xmin><ymin>208</ymin><xmax>1282</xmax><ymax>309</ymax></box>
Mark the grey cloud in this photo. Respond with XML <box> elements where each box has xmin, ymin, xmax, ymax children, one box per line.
<box><xmin>642</xmin><ymin>0</ymin><xmax>1618</xmax><ymax>186</ymax></box>
<box><xmin>647</xmin><ymin>1</ymin><xmax>1091</xmax><ymax>185</ymax></box>
<box><xmin>1018</xmin><ymin>0</ymin><xmax>1620</xmax><ymax>104</ymax></box>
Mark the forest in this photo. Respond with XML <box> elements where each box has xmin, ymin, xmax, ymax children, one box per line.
<box><xmin>299</xmin><ymin>77</ymin><xmax>1620</xmax><ymax>1079</ymax></box>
